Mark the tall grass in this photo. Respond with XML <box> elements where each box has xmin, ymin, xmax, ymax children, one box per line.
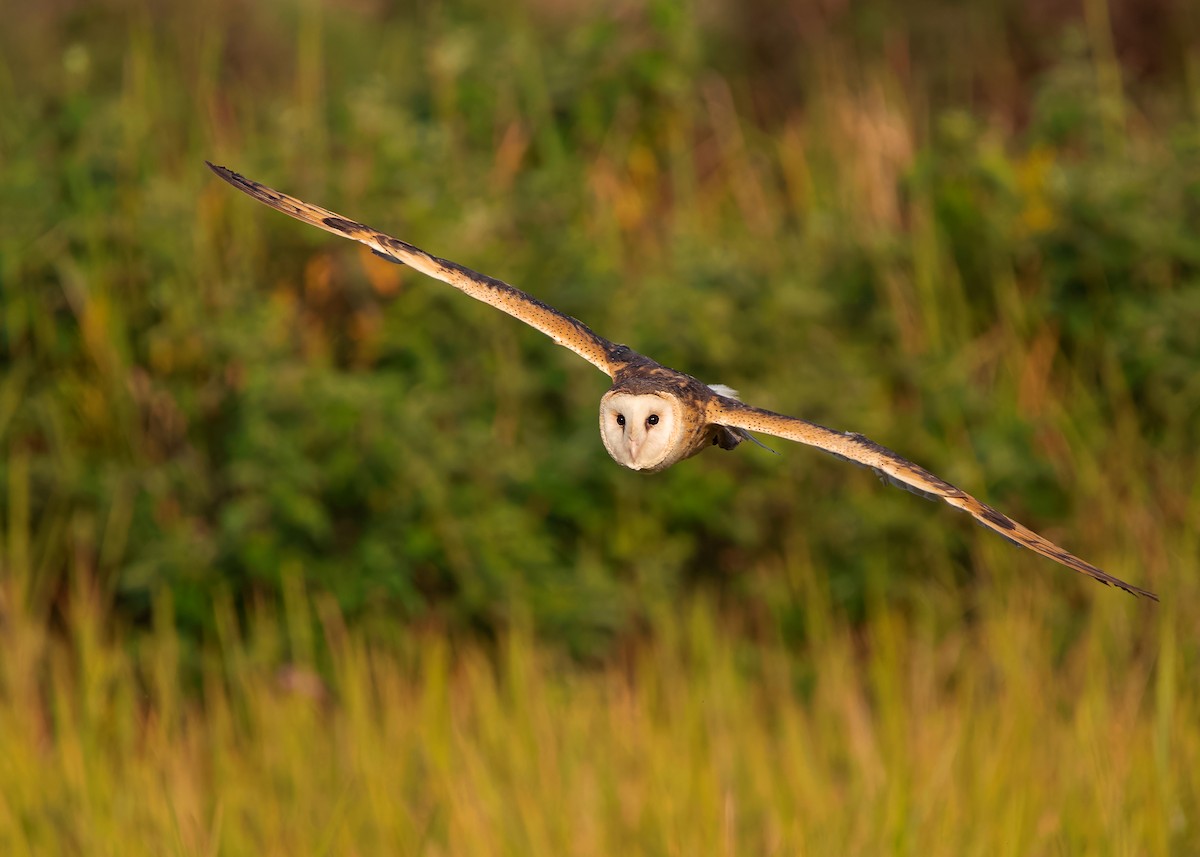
<box><xmin>0</xmin><ymin>577</ymin><xmax>1191</xmax><ymax>855</ymax></box>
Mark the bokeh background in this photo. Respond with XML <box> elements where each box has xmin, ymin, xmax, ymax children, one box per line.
<box><xmin>1</xmin><ymin>0</ymin><xmax>1197</xmax><ymax>853</ymax></box>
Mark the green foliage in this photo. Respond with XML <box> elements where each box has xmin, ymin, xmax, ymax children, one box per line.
<box><xmin>1</xmin><ymin>0</ymin><xmax>1196</xmax><ymax>656</ymax></box>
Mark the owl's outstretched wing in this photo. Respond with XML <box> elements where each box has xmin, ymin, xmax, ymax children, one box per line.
<box><xmin>708</xmin><ymin>396</ymin><xmax>1157</xmax><ymax>600</ymax></box>
<box><xmin>207</xmin><ymin>163</ymin><xmax>625</xmax><ymax>378</ymax></box>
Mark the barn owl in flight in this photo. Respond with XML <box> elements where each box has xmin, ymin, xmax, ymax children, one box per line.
<box><xmin>206</xmin><ymin>162</ymin><xmax>1157</xmax><ymax>601</ymax></box>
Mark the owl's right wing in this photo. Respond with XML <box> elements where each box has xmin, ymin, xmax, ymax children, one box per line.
<box><xmin>207</xmin><ymin>163</ymin><xmax>625</xmax><ymax>378</ymax></box>
<box><xmin>708</xmin><ymin>396</ymin><xmax>1157</xmax><ymax>601</ymax></box>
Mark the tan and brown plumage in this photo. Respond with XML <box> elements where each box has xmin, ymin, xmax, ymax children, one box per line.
<box><xmin>206</xmin><ymin>162</ymin><xmax>1158</xmax><ymax>601</ymax></box>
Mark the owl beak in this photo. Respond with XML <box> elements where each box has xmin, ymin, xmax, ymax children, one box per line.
<box><xmin>626</xmin><ymin>427</ymin><xmax>647</xmax><ymax>466</ymax></box>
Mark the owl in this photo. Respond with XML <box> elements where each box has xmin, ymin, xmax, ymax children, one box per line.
<box><xmin>206</xmin><ymin>163</ymin><xmax>1157</xmax><ymax>601</ymax></box>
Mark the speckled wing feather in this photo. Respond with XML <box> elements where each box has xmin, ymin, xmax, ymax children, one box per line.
<box><xmin>206</xmin><ymin>163</ymin><xmax>623</xmax><ymax>377</ymax></box>
<box><xmin>708</xmin><ymin>397</ymin><xmax>1158</xmax><ymax>600</ymax></box>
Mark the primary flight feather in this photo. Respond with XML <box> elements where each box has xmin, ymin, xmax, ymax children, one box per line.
<box><xmin>206</xmin><ymin>162</ymin><xmax>1157</xmax><ymax>601</ymax></box>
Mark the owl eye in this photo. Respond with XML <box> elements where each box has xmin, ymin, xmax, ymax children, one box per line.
<box><xmin>646</xmin><ymin>414</ymin><xmax>660</xmax><ymax>426</ymax></box>
<box><xmin>615</xmin><ymin>414</ymin><xmax>625</xmax><ymax>427</ymax></box>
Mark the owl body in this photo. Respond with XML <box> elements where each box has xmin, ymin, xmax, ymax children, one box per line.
<box><xmin>599</xmin><ymin>355</ymin><xmax>744</xmax><ymax>471</ymax></box>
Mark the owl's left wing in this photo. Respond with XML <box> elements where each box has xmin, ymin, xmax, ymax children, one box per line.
<box><xmin>708</xmin><ymin>396</ymin><xmax>1158</xmax><ymax>600</ymax></box>
<box><xmin>206</xmin><ymin>163</ymin><xmax>624</xmax><ymax>377</ymax></box>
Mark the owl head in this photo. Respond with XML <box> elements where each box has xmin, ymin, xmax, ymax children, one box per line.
<box><xmin>598</xmin><ymin>390</ymin><xmax>692</xmax><ymax>472</ymax></box>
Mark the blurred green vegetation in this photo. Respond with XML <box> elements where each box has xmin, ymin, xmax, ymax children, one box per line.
<box><xmin>2</xmin><ymin>0</ymin><xmax>1197</xmax><ymax>649</ymax></box>
<box><xmin>3</xmin><ymin>0</ymin><xmax>1198</xmax><ymax>650</ymax></box>
<box><xmin>2</xmin><ymin>0</ymin><xmax>1199</xmax><ymax>852</ymax></box>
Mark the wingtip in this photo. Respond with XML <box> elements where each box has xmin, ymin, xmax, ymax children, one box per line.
<box><xmin>1133</xmin><ymin>585</ymin><xmax>1160</xmax><ymax>603</ymax></box>
<box><xmin>205</xmin><ymin>162</ymin><xmax>260</xmax><ymax>196</ymax></box>
<box><xmin>1110</xmin><ymin>577</ymin><xmax>1159</xmax><ymax>602</ymax></box>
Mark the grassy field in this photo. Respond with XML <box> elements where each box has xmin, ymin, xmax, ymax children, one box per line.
<box><xmin>2</xmin><ymin>0</ymin><xmax>1198</xmax><ymax>852</ymax></box>
<box><xmin>0</xmin><ymin>578</ymin><xmax>1190</xmax><ymax>855</ymax></box>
